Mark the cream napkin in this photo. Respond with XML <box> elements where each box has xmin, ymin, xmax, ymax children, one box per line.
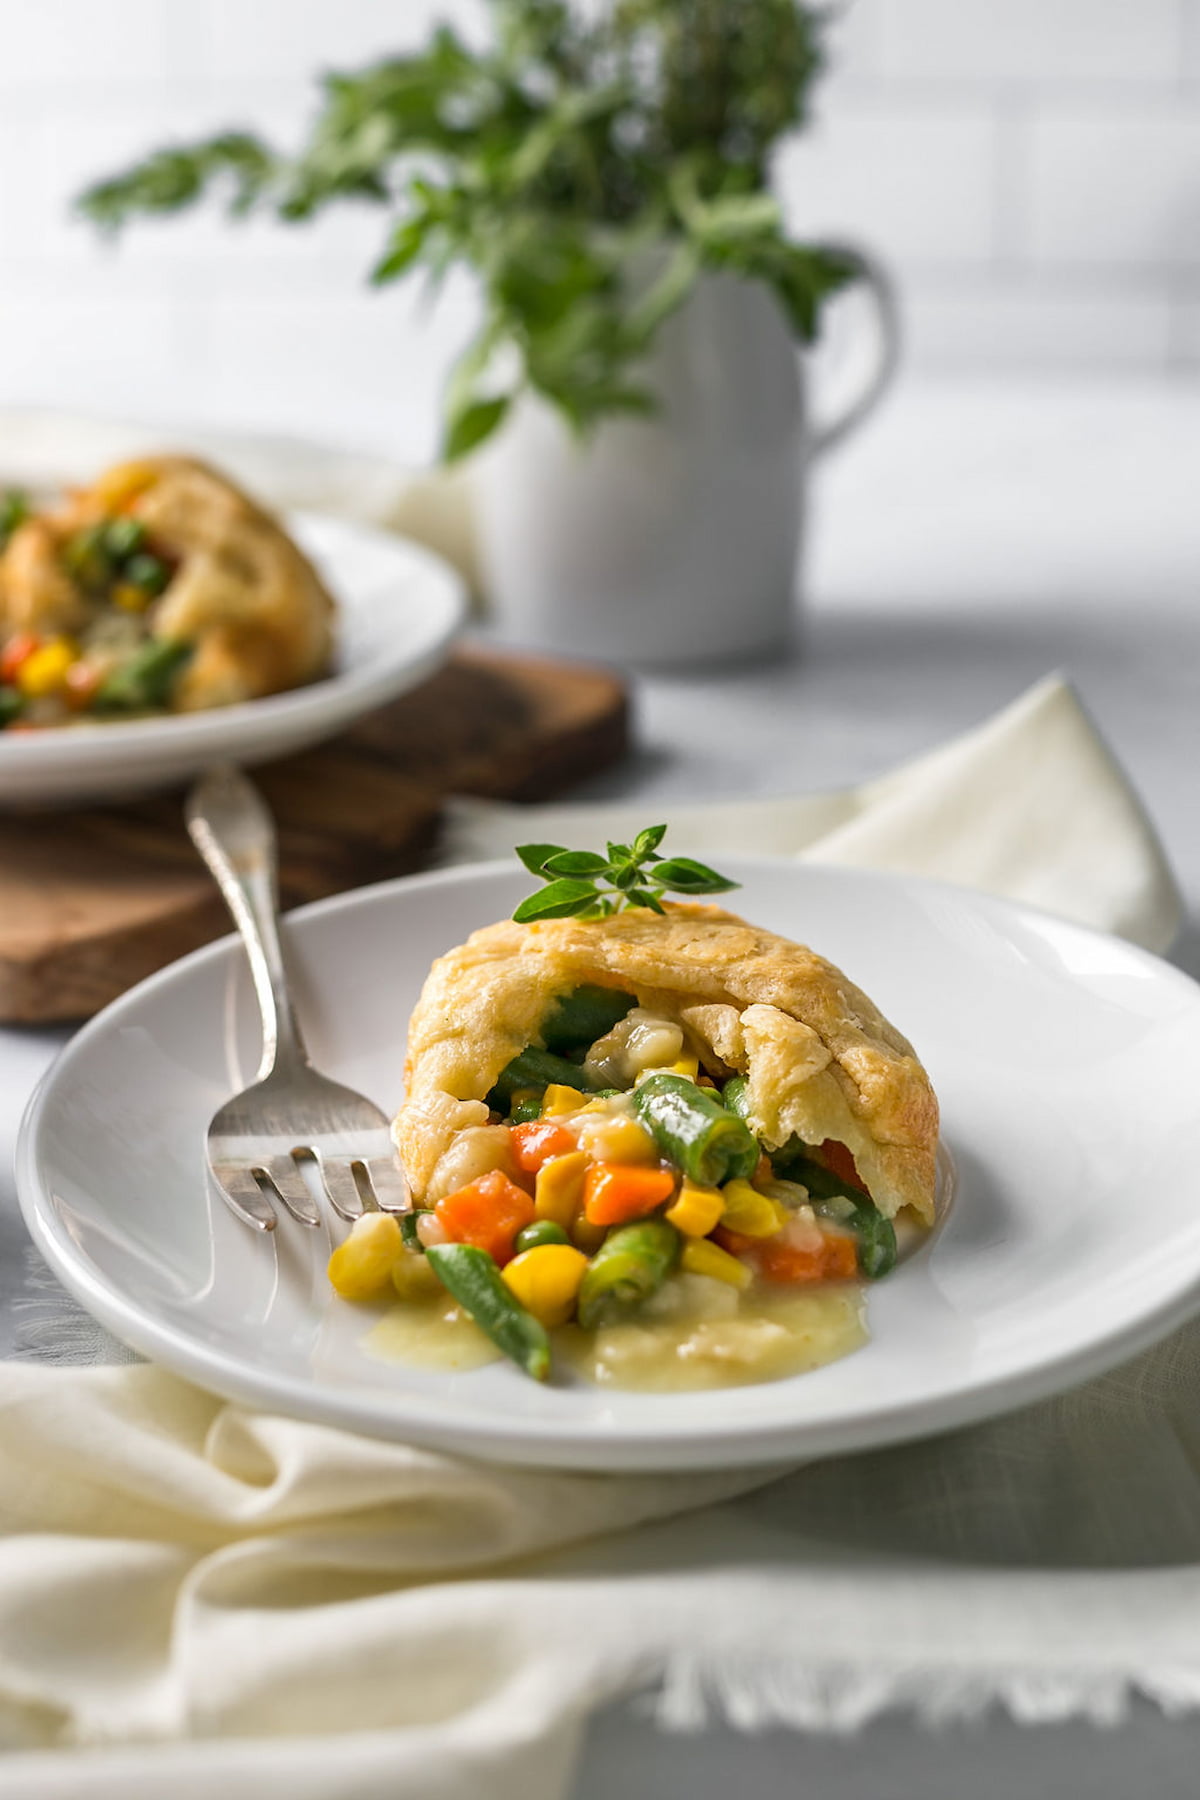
<box><xmin>0</xmin><ymin>413</ymin><xmax>1193</xmax><ymax>1798</ymax></box>
<box><xmin>445</xmin><ymin>674</ymin><xmax>1182</xmax><ymax>954</ymax></box>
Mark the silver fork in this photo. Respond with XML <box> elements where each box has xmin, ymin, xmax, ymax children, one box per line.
<box><xmin>186</xmin><ymin>764</ymin><xmax>409</xmax><ymax>1232</ymax></box>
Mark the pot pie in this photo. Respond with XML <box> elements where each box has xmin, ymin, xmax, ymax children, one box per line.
<box><xmin>330</xmin><ymin>892</ymin><xmax>940</xmax><ymax>1392</ymax></box>
<box><xmin>0</xmin><ymin>455</ymin><xmax>335</xmax><ymax>729</ymax></box>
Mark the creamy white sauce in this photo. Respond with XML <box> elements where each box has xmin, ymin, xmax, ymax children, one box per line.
<box><xmin>364</xmin><ymin>1276</ymin><xmax>866</xmax><ymax>1391</ymax></box>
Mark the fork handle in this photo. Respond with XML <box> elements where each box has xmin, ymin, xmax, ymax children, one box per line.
<box><xmin>186</xmin><ymin>765</ymin><xmax>308</xmax><ymax>1079</ymax></box>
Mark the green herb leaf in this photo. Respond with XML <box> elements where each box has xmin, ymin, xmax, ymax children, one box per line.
<box><xmin>632</xmin><ymin>824</ymin><xmax>667</xmax><ymax>857</ymax></box>
<box><xmin>652</xmin><ymin>856</ymin><xmax>740</xmax><ymax>893</ymax></box>
<box><xmin>541</xmin><ymin>850</ymin><xmax>610</xmax><ymax>876</ymax></box>
<box><xmin>512</xmin><ymin>878</ymin><xmax>604</xmax><ymax>923</ymax></box>
<box><xmin>515</xmin><ymin>842</ymin><xmax>568</xmax><ymax>876</ymax></box>
<box><xmin>443</xmin><ymin>394</ymin><xmax>510</xmax><ymax>462</ymax></box>
<box><xmin>512</xmin><ymin>822</ymin><xmax>738</xmax><ymax>921</ymax></box>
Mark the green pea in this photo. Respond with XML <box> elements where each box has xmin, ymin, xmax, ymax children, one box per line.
<box><xmin>0</xmin><ymin>685</ymin><xmax>24</xmax><ymax>728</ymax></box>
<box><xmin>514</xmin><ymin>1220</ymin><xmax>570</xmax><ymax>1253</ymax></box>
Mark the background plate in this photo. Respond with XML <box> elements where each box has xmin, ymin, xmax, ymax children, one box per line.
<box><xmin>0</xmin><ymin>512</ymin><xmax>466</xmax><ymax>806</ymax></box>
<box><xmin>17</xmin><ymin>860</ymin><xmax>1200</xmax><ymax>1471</ymax></box>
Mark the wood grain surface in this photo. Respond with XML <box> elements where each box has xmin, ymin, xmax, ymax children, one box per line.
<box><xmin>0</xmin><ymin>644</ymin><xmax>628</xmax><ymax>1023</ymax></box>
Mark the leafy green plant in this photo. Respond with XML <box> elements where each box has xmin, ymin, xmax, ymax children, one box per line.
<box><xmin>79</xmin><ymin>0</ymin><xmax>856</xmax><ymax>459</ymax></box>
<box><xmin>512</xmin><ymin>823</ymin><xmax>738</xmax><ymax>920</ymax></box>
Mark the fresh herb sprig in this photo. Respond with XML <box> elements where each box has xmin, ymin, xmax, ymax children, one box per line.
<box><xmin>75</xmin><ymin>1</ymin><xmax>855</xmax><ymax>460</ymax></box>
<box><xmin>513</xmin><ymin>824</ymin><xmax>737</xmax><ymax>922</ymax></box>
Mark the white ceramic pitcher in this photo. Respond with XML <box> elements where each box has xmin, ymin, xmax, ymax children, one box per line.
<box><xmin>472</xmin><ymin>243</ymin><xmax>899</xmax><ymax>667</ymax></box>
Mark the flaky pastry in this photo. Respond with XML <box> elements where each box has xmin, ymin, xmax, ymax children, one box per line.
<box><xmin>396</xmin><ymin>902</ymin><xmax>939</xmax><ymax>1222</ymax></box>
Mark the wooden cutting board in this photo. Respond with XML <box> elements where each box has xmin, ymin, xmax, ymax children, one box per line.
<box><xmin>0</xmin><ymin>645</ymin><xmax>628</xmax><ymax>1024</ymax></box>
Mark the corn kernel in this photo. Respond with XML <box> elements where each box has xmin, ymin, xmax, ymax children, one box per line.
<box><xmin>534</xmin><ymin>1150</ymin><xmax>590</xmax><ymax>1228</ymax></box>
<box><xmin>541</xmin><ymin>1083</ymin><xmax>582</xmax><ymax>1118</ymax></box>
<box><xmin>665</xmin><ymin>1052</ymin><xmax>700</xmax><ymax>1079</ymax></box>
<box><xmin>503</xmin><ymin>1243</ymin><xmax>589</xmax><ymax>1327</ymax></box>
<box><xmin>113</xmin><ymin>582</ymin><xmax>151</xmax><ymax>613</ymax></box>
<box><xmin>720</xmin><ymin>1179</ymin><xmax>787</xmax><ymax>1238</ymax></box>
<box><xmin>665</xmin><ymin>1181</ymin><xmax>725</xmax><ymax>1237</ymax></box>
<box><xmin>575</xmin><ymin>1112</ymin><xmax>657</xmax><ymax>1166</ymax></box>
<box><xmin>327</xmin><ymin>1212</ymin><xmax>403</xmax><ymax>1301</ymax></box>
<box><xmin>682</xmin><ymin>1237</ymin><xmax>752</xmax><ymax>1289</ymax></box>
<box><xmin>391</xmin><ymin>1247</ymin><xmax>444</xmax><ymax>1302</ymax></box>
<box><xmin>17</xmin><ymin>637</ymin><xmax>77</xmax><ymax>698</ymax></box>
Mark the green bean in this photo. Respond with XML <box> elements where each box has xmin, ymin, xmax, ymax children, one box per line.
<box><xmin>577</xmin><ymin>1219</ymin><xmax>680</xmax><ymax>1331</ymax></box>
<box><xmin>487</xmin><ymin>1045</ymin><xmax>601</xmax><ymax>1110</ymax></box>
<box><xmin>771</xmin><ymin>1146</ymin><xmax>853</xmax><ymax>1199</ymax></box>
<box><xmin>425</xmin><ymin>1242</ymin><xmax>551</xmax><ymax>1380</ymax></box>
<box><xmin>96</xmin><ymin>638</ymin><xmax>192</xmax><ymax>712</ymax></box>
<box><xmin>0</xmin><ymin>685</ymin><xmax>24</xmax><ymax>728</ymax></box>
<box><xmin>515</xmin><ymin>1220</ymin><xmax>570</xmax><ymax>1253</ymax></box>
<box><xmin>541</xmin><ymin>984</ymin><xmax>635</xmax><ymax>1053</ymax></box>
<box><xmin>774</xmin><ymin>1150</ymin><xmax>897</xmax><ymax>1280</ymax></box>
<box><xmin>722</xmin><ymin>1075</ymin><xmax>752</xmax><ymax>1122</ymax></box>
<box><xmin>633</xmin><ymin>1072</ymin><xmax>758</xmax><ymax>1187</ymax></box>
<box><xmin>398</xmin><ymin>1210</ymin><xmax>427</xmax><ymax>1255</ymax></box>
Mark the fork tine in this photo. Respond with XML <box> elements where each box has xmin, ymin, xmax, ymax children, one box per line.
<box><xmin>317</xmin><ymin>1154</ymin><xmax>365</xmax><ymax>1221</ymax></box>
<box><xmin>259</xmin><ymin>1154</ymin><xmax>322</xmax><ymax>1228</ymax></box>
<box><xmin>361</xmin><ymin>1156</ymin><xmax>410</xmax><ymax>1215</ymax></box>
<box><xmin>211</xmin><ymin>1161</ymin><xmax>277</xmax><ymax>1232</ymax></box>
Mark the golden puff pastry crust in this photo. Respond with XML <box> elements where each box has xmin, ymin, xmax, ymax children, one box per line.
<box><xmin>0</xmin><ymin>455</ymin><xmax>335</xmax><ymax>708</ymax></box>
<box><xmin>396</xmin><ymin>903</ymin><xmax>939</xmax><ymax>1223</ymax></box>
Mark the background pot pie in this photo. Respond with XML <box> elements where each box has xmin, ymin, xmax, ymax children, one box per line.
<box><xmin>0</xmin><ymin>454</ymin><xmax>335</xmax><ymax>729</ymax></box>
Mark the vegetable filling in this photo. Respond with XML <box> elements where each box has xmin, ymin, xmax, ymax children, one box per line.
<box><xmin>329</xmin><ymin>984</ymin><xmax>902</xmax><ymax>1383</ymax></box>
<box><xmin>0</xmin><ymin>488</ymin><xmax>191</xmax><ymax>729</ymax></box>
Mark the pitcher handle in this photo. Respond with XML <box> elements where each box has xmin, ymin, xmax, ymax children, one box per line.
<box><xmin>808</xmin><ymin>241</ymin><xmax>901</xmax><ymax>460</ymax></box>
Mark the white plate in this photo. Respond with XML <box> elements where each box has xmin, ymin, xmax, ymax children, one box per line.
<box><xmin>0</xmin><ymin>512</ymin><xmax>466</xmax><ymax>806</ymax></box>
<box><xmin>17</xmin><ymin>860</ymin><xmax>1200</xmax><ymax>1472</ymax></box>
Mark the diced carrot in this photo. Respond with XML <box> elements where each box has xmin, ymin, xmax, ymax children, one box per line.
<box><xmin>434</xmin><ymin>1169</ymin><xmax>535</xmax><ymax>1266</ymax></box>
<box><xmin>0</xmin><ymin>633</ymin><xmax>40</xmax><ymax>683</ymax></box>
<box><xmin>583</xmin><ymin>1162</ymin><xmax>676</xmax><ymax>1227</ymax></box>
<box><xmin>756</xmin><ymin>1231</ymin><xmax>859</xmax><ymax>1284</ymax></box>
<box><xmin>715</xmin><ymin>1223</ymin><xmax>859</xmax><ymax>1284</ymax></box>
<box><xmin>753</xmin><ymin>1152</ymin><xmax>774</xmax><ymax>1185</ymax></box>
<box><xmin>510</xmin><ymin>1118</ymin><xmax>577</xmax><ymax>1175</ymax></box>
<box><xmin>819</xmin><ymin>1139</ymin><xmax>865</xmax><ymax>1193</ymax></box>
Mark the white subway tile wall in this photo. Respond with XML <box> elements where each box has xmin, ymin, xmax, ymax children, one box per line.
<box><xmin>0</xmin><ymin>0</ymin><xmax>1196</xmax><ymax>459</ymax></box>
